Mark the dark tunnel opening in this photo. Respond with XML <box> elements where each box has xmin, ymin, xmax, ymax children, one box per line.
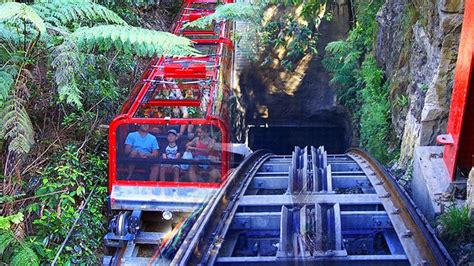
<box><xmin>248</xmin><ymin>124</ymin><xmax>349</xmax><ymax>154</ymax></box>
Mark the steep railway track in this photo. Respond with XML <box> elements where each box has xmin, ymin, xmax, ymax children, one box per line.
<box><xmin>176</xmin><ymin>146</ymin><xmax>454</xmax><ymax>265</ymax></box>
<box><xmin>103</xmin><ymin>146</ymin><xmax>453</xmax><ymax>265</ymax></box>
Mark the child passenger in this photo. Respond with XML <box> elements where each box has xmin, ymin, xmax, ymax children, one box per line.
<box><xmin>160</xmin><ymin>129</ymin><xmax>182</xmax><ymax>182</ymax></box>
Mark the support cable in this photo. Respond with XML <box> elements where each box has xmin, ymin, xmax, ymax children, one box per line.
<box><xmin>51</xmin><ymin>182</ymin><xmax>98</xmax><ymax>265</ymax></box>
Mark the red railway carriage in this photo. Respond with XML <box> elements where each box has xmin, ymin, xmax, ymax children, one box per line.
<box><xmin>108</xmin><ymin>0</ymin><xmax>234</xmax><ymax>212</ymax></box>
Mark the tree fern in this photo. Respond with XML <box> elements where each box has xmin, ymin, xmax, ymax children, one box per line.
<box><xmin>0</xmin><ymin>97</ymin><xmax>35</xmax><ymax>154</ymax></box>
<box><xmin>0</xmin><ymin>213</ymin><xmax>38</xmax><ymax>266</ymax></box>
<box><xmin>0</xmin><ymin>71</ymin><xmax>14</xmax><ymax>104</ymax></box>
<box><xmin>0</xmin><ymin>2</ymin><xmax>46</xmax><ymax>34</ymax></box>
<box><xmin>99</xmin><ymin>0</ymin><xmax>160</xmax><ymax>7</ymax></box>
<box><xmin>32</xmin><ymin>0</ymin><xmax>127</xmax><ymax>27</ymax></box>
<box><xmin>11</xmin><ymin>245</ymin><xmax>39</xmax><ymax>266</ymax></box>
<box><xmin>325</xmin><ymin>40</ymin><xmax>350</xmax><ymax>56</ymax></box>
<box><xmin>0</xmin><ymin>231</ymin><xmax>13</xmax><ymax>254</ymax></box>
<box><xmin>184</xmin><ymin>3</ymin><xmax>261</xmax><ymax>29</ymax></box>
<box><xmin>51</xmin><ymin>39</ymin><xmax>82</xmax><ymax>107</ymax></box>
<box><xmin>0</xmin><ymin>23</ymin><xmax>20</xmax><ymax>45</ymax></box>
<box><xmin>71</xmin><ymin>25</ymin><xmax>198</xmax><ymax>57</ymax></box>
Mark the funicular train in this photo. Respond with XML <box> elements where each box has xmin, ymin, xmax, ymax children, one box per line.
<box><xmin>107</xmin><ymin>0</ymin><xmax>235</xmax><ymax>216</ymax></box>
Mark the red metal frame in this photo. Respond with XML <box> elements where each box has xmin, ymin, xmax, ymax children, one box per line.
<box><xmin>163</xmin><ymin>64</ymin><xmax>207</xmax><ymax>79</ymax></box>
<box><xmin>143</xmin><ymin>99</ymin><xmax>201</xmax><ymax>107</ymax></box>
<box><xmin>437</xmin><ymin>0</ymin><xmax>474</xmax><ymax>180</ymax></box>
<box><xmin>109</xmin><ymin>0</ymin><xmax>234</xmax><ymax>192</ymax></box>
<box><xmin>108</xmin><ymin>117</ymin><xmax>230</xmax><ymax>192</ymax></box>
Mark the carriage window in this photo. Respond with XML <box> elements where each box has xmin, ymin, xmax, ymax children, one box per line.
<box><xmin>115</xmin><ymin>123</ymin><xmax>223</xmax><ymax>183</ymax></box>
<box><xmin>135</xmin><ymin>79</ymin><xmax>214</xmax><ymax>119</ymax></box>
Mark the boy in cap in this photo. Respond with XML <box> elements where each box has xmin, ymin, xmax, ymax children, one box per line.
<box><xmin>160</xmin><ymin>129</ymin><xmax>182</xmax><ymax>182</ymax></box>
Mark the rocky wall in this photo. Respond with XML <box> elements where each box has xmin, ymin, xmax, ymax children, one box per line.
<box><xmin>375</xmin><ymin>0</ymin><xmax>464</xmax><ymax>166</ymax></box>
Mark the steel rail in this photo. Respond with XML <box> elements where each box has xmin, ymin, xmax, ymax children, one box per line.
<box><xmin>347</xmin><ymin>148</ymin><xmax>454</xmax><ymax>266</ymax></box>
<box><xmin>171</xmin><ymin>149</ymin><xmax>272</xmax><ymax>265</ymax></box>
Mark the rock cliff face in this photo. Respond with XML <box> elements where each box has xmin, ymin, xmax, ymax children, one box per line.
<box><xmin>375</xmin><ymin>0</ymin><xmax>464</xmax><ymax>166</ymax></box>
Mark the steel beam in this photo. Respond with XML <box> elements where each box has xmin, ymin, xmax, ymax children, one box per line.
<box><xmin>231</xmin><ymin>212</ymin><xmax>281</xmax><ymax>230</ymax></box>
<box><xmin>215</xmin><ymin>255</ymin><xmax>410</xmax><ymax>265</ymax></box>
<box><xmin>239</xmin><ymin>194</ymin><xmax>381</xmax><ymax>206</ymax></box>
<box><xmin>340</xmin><ymin>211</ymin><xmax>392</xmax><ymax>230</ymax></box>
<box><xmin>249</xmin><ymin>176</ymin><xmax>288</xmax><ymax>190</ymax></box>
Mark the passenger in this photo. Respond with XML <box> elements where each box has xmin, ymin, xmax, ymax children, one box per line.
<box><xmin>144</xmin><ymin>106</ymin><xmax>166</xmax><ymax>119</ymax></box>
<box><xmin>186</xmin><ymin>126</ymin><xmax>220</xmax><ymax>182</ymax></box>
<box><xmin>124</xmin><ymin>124</ymin><xmax>160</xmax><ymax>181</ymax></box>
<box><xmin>161</xmin><ymin>79</ymin><xmax>193</xmax><ymax>139</ymax></box>
<box><xmin>143</xmin><ymin>106</ymin><xmax>166</xmax><ymax>135</ymax></box>
<box><xmin>160</xmin><ymin>129</ymin><xmax>182</xmax><ymax>182</ymax></box>
<box><xmin>200</xmin><ymin>82</ymin><xmax>211</xmax><ymax>114</ymax></box>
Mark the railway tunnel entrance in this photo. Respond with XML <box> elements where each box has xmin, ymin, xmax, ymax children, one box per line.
<box><xmin>248</xmin><ymin>124</ymin><xmax>348</xmax><ymax>154</ymax></box>
<box><xmin>235</xmin><ymin>1</ymin><xmax>353</xmax><ymax>156</ymax></box>
<box><xmin>247</xmin><ymin>108</ymin><xmax>352</xmax><ymax>154</ymax></box>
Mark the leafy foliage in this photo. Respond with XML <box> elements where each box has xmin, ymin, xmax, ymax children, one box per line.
<box><xmin>29</xmin><ymin>146</ymin><xmax>108</xmax><ymax>264</ymax></box>
<box><xmin>0</xmin><ymin>213</ymin><xmax>24</xmax><ymax>231</ymax></box>
<box><xmin>438</xmin><ymin>206</ymin><xmax>474</xmax><ymax>244</ymax></box>
<box><xmin>0</xmin><ymin>213</ymin><xmax>40</xmax><ymax>266</ymax></box>
<box><xmin>266</xmin><ymin>0</ymin><xmax>328</xmax><ymax>21</ymax></box>
<box><xmin>48</xmin><ymin>23</ymin><xmax>197</xmax><ymax>107</ymax></box>
<box><xmin>0</xmin><ymin>71</ymin><xmax>14</xmax><ymax>104</ymax></box>
<box><xmin>99</xmin><ymin>0</ymin><xmax>162</xmax><ymax>8</ymax></box>
<box><xmin>358</xmin><ymin>56</ymin><xmax>391</xmax><ymax>162</ymax></box>
<box><xmin>184</xmin><ymin>3</ymin><xmax>261</xmax><ymax>29</ymax></box>
<box><xmin>0</xmin><ymin>23</ymin><xmax>20</xmax><ymax>45</ymax></box>
<box><xmin>0</xmin><ymin>231</ymin><xmax>13</xmax><ymax>254</ymax></box>
<box><xmin>185</xmin><ymin>1</ymin><xmax>327</xmax><ymax>71</ymax></box>
<box><xmin>323</xmin><ymin>0</ymin><xmax>394</xmax><ymax>163</ymax></box>
<box><xmin>51</xmin><ymin>39</ymin><xmax>82</xmax><ymax>107</ymax></box>
<box><xmin>72</xmin><ymin>25</ymin><xmax>199</xmax><ymax>57</ymax></box>
<box><xmin>0</xmin><ymin>1</ymin><xmax>176</xmax><ymax>264</ymax></box>
<box><xmin>0</xmin><ymin>97</ymin><xmax>35</xmax><ymax>154</ymax></box>
<box><xmin>32</xmin><ymin>0</ymin><xmax>127</xmax><ymax>26</ymax></box>
<box><xmin>11</xmin><ymin>245</ymin><xmax>39</xmax><ymax>265</ymax></box>
<box><xmin>0</xmin><ymin>2</ymin><xmax>46</xmax><ymax>34</ymax></box>
<box><xmin>0</xmin><ymin>0</ymin><xmax>197</xmax><ymax>110</ymax></box>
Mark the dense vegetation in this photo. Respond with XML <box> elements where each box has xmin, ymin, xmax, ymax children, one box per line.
<box><xmin>0</xmin><ymin>1</ymin><xmax>330</xmax><ymax>264</ymax></box>
<box><xmin>323</xmin><ymin>0</ymin><xmax>395</xmax><ymax>163</ymax></box>
<box><xmin>437</xmin><ymin>206</ymin><xmax>474</xmax><ymax>264</ymax></box>
<box><xmin>187</xmin><ymin>0</ymin><xmax>329</xmax><ymax>71</ymax></box>
<box><xmin>0</xmin><ymin>1</ymin><xmax>191</xmax><ymax>264</ymax></box>
<box><xmin>324</xmin><ymin>2</ymin><xmax>474</xmax><ymax>264</ymax></box>
<box><xmin>1</xmin><ymin>0</ymin><xmax>470</xmax><ymax>264</ymax></box>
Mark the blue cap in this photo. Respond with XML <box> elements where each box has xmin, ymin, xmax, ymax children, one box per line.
<box><xmin>167</xmin><ymin>129</ymin><xmax>178</xmax><ymax>136</ymax></box>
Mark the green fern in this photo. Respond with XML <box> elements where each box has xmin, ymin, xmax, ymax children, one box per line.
<box><xmin>0</xmin><ymin>23</ymin><xmax>20</xmax><ymax>45</ymax></box>
<box><xmin>99</xmin><ymin>0</ymin><xmax>159</xmax><ymax>7</ymax></box>
<box><xmin>184</xmin><ymin>3</ymin><xmax>261</xmax><ymax>29</ymax></box>
<box><xmin>0</xmin><ymin>213</ymin><xmax>39</xmax><ymax>266</ymax></box>
<box><xmin>11</xmin><ymin>245</ymin><xmax>39</xmax><ymax>266</ymax></box>
<box><xmin>51</xmin><ymin>39</ymin><xmax>82</xmax><ymax>107</ymax></box>
<box><xmin>71</xmin><ymin>25</ymin><xmax>199</xmax><ymax>57</ymax></box>
<box><xmin>0</xmin><ymin>213</ymin><xmax>23</xmax><ymax>231</ymax></box>
<box><xmin>0</xmin><ymin>231</ymin><xmax>13</xmax><ymax>254</ymax></box>
<box><xmin>51</xmin><ymin>25</ymin><xmax>198</xmax><ymax>107</ymax></box>
<box><xmin>325</xmin><ymin>40</ymin><xmax>350</xmax><ymax>56</ymax></box>
<box><xmin>0</xmin><ymin>71</ymin><xmax>14</xmax><ymax>104</ymax></box>
<box><xmin>0</xmin><ymin>97</ymin><xmax>35</xmax><ymax>154</ymax></box>
<box><xmin>0</xmin><ymin>2</ymin><xmax>46</xmax><ymax>34</ymax></box>
<box><xmin>32</xmin><ymin>0</ymin><xmax>127</xmax><ymax>27</ymax></box>
<box><xmin>0</xmin><ymin>214</ymin><xmax>39</xmax><ymax>266</ymax></box>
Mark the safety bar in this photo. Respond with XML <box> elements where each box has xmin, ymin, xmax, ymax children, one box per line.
<box><xmin>141</xmin><ymin>99</ymin><xmax>201</xmax><ymax>107</ymax></box>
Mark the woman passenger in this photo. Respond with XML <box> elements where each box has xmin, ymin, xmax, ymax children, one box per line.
<box><xmin>186</xmin><ymin>126</ymin><xmax>220</xmax><ymax>182</ymax></box>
